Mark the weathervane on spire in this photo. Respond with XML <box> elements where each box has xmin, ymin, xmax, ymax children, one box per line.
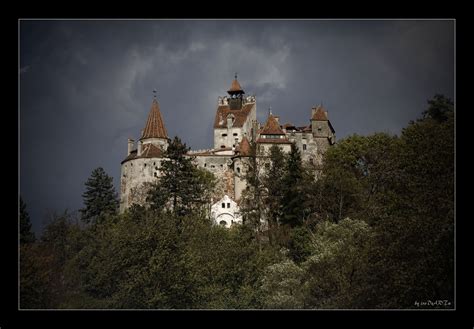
<box><xmin>235</xmin><ymin>72</ymin><xmax>238</xmax><ymax>80</ymax></box>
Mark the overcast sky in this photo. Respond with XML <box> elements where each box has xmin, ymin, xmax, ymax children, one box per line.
<box><xmin>19</xmin><ymin>19</ymin><xmax>454</xmax><ymax>234</ymax></box>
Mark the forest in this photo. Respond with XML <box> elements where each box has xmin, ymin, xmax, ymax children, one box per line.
<box><xmin>19</xmin><ymin>95</ymin><xmax>454</xmax><ymax>309</ymax></box>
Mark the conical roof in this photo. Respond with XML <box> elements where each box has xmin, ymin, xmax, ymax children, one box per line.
<box><xmin>227</xmin><ymin>78</ymin><xmax>244</xmax><ymax>94</ymax></box>
<box><xmin>141</xmin><ymin>98</ymin><xmax>168</xmax><ymax>139</ymax></box>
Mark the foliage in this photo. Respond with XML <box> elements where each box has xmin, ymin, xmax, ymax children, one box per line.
<box><xmin>147</xmin><ymin>136</ymin><xmax>216</xmax><ymax>217</ymax></box>
<box><xmin>80</xmin><ymin>167</ymin><xmax>118</xmax><ymax>224</ymax></box>
<box><xmin>20</xmin><ymin>197</ymin><xmax>35</xmax><ymax>244</ymax></box>
<box><xmin>19</xmin><ymin>95</ymin><xmax>454</xmax><ymax>309</ymax></box>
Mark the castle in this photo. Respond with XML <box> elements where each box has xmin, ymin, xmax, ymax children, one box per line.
<box><xmin>120</xmin><ymin>76</ymin><xmax>336</xmax><ymax>227</ymax></box>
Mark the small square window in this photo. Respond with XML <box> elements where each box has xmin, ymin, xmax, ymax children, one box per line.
<box><xmin>303</xmin><ymin>144</ymin><xmax>307</xmax><ymax>151</ymax></box>
<box><xmin>222</xmin><ymin>203</ymin><xmax>225</xmax><ymax>208</ymax></box>
<box><xmin>227</xmin><ymin>203</ymin><xmax>230</xmax><ymax>208</ymax></box>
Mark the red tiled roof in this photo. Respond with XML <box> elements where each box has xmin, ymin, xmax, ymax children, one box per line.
<box><xmin>140</xmin><ymin>143</ymin><xmax>163</xmax><ymax>158</ymax></box>
<box><xmin>121</xmin><ymin>143</ymin><xmax>164</xmax><ymax>164</ymax></box>
<box><xmin>260</xmin><ymin>114</ymin><xmax>286</xmax><ymax>135</ymax></box>
<box><xmin>236</xmin><ymin>136</ymin><xmax>251</xmax><ymax>156</ymax></box>
<box><xmin>213</xmin><ymin>103</ymin><xmax>254</xmax><ymax>128</ymax></box>
<box><xmin>227</xmin><ymin>78</ymin><xmax>244</xmax><ymax>94</ymax></box>
<box><xmin>311</xmin><ymin>106</ymin><xmax>328</xmax><ymax>121</ymax></box>
<box><xmin>256</xmin><ymin>138</ymin><xmax>292</xmax><ymax>144</ymax></box>
<box><xmin>141</xmin><ymin>99</ymin><xmax>168</xmax><ymax>139</ymax></box>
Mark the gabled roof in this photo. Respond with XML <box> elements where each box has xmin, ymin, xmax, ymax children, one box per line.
<box><xmin>311</xmin><ymin>106</ymin><xmax>328</xmax><ymax>121</ymax></box>
<box><xmin>260</xmin><ymin>114</ymin><xmax>286</xmax><ymax>135</ymax></box>
<box><xmin>256</xmin><ymin>138</ymin><xmax>292</xmax><ymax>144</ymax></box>
<box><xmin>227</xmin><ymin>78</ymin><xmax>244</xmax><ymax>94</ymax></box>
<box><xmin>141</xmin><ymin>99</ymin><xmax>168</xmax><ymax>140</ymax></box>
<box><xmin>214</xmin><ymin>103</ymin><xmax>254</xmax><ymax>129</ymax></box>
<box><xmin>121</xmin><ymin>143</ymin><xmax>164</xmax><ymax>164</ymax></box>
<box><xmin>235</xmin><ymin>136</ymin><xmax>252</xmax><ymax>156</ymax></box>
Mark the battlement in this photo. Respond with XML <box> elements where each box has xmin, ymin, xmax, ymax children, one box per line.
<box><xmin>218</xmin><ymin>95</ymin><xmax>256</xmax><ymax>106</ymax></box>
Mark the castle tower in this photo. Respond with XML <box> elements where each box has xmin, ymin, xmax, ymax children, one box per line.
<box><xmin>227</xmin><ymin>73</ymin><xmax>245</xmax><ymax>110</ymax></box>
<box><xmin>310</xmin><ymin>105</ymin><xmax>336</xmax><ymax>154</ymax></box>
<box><xmin>233</xmin><ymin>136</ymin><xmax>252</xmax><ymax>201</ymax></box>
<box><xmin>139</xmin><ymin>96</ymin><xmax>169</xmax><ymax>152</ymax></box>
<box><xmin>213</xmin><ymin>76</ymin><xmax>256</xmax><ymax>150</ymax></box>
<box><xmin>119</xmin><ymin>95</ymin><xmax>169</xmax><ymax>213</ymax></box>
<box><xmin>256</xmin><ymin>112</ymin><xmax>292</xmax><ymax>154</ymax></box>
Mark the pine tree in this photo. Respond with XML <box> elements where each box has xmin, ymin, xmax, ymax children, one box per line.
<box><xmin>80</xmin><ymin>167</ymin><xmax>118</xmax><ymax>224</ymax></box>
<box><xmin>239</xmin><ymin>141</ymin><xmax>265</xmax><ymax>233</ymax></box>
<box><xmin>281</xmin><ymin>143</ymin><xmax>306</xmax><ymax>227</ymax></box>
<box><xmin>147</xmin><ymin>137</ymin><xmax>215</xmax><ymax>217</ymax></box>
<box><xmin>262</xmin><ymin>145</ymin><xmax>287</xmax><ymax>243</ymax></box>
<box><xmin>20</xmin><ymin>197</ymin><xmax>35</xmax><ymax>244</ymax></box>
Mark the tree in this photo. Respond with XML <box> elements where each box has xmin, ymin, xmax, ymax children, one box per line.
<box><xmin>261</xmin><ymin>145</ymin><xmax>287</xmax><ymax>244</ymax></box>
<box><xmin>239</xmin><ymin>141</ymin><xmax>266</xmax><ymax>235</ymax></box>
<box><xmin>362</xmin><ymin>96</ymin><xmax>454</xmax><ymax>308</ymax></box>
<box><xmin>303</xmin><ymin>218</ymin><xmax>374</xmax><ymax>308</ymax></box>
<box><xmin>147</xmin><ymin>137</ymin><xmax>216</xmax><ymax>217</ymax></box>
<box><xmin>280</xmin><ymin>143</ymin><xmax>306</xmax><ymax>227</ymax></box>
<box><xmin>80</xmin><ymin>167</ymin><xmax>118</xmax><ymax>224</ymax></box>
<box><xmin>20</xmin><ymin>196</ymin><xmax>35</xmax><ymax>244</ymax></box>
<box><xmin>260</xmin><ymin>258</ymin><xmax>307</xmax><ymax>309</ymax></box>
<box><xmin>422</xmin><ymin>94</ymin><xmax>454</xmax><ymax>123</ymax></box>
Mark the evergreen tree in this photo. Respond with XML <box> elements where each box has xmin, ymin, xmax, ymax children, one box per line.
<box><xmin>262</xmin><ymin>145</ymin><xmax>287</xmax><ymax>244</ymax></box>
<box><xmin>20</xmin><ymin>197</ymin><xmax>35</xmax><ymax>244</ymax></box>
<box><xmin>147</xmin><ymin>137</ymin><xmax>215</xmax><ymax>217</ymax></box>
<box><xmin>281</xmin><ymin>143</ymin><xmax>306</xmax><ymax>227</ymax></box>
<box><xmin>239</xmin><ymin>141</ymin><xmax>265</xmax><ymax>234</ymax></box>
<box><xmin>80</xmin><ymin>167</ymin><xmax>118</xmax><ymax>224</ymax></box>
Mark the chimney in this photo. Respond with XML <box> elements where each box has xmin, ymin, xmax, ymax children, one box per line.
<box><xmin>127</xmin><ymin>138</ymin><xmax>134</xmax><ymax>156</ymax></box>
<box><xmin>137</xmin><ymin>141</ymin><xmax>142</xmax><ymax>156</ymax></box>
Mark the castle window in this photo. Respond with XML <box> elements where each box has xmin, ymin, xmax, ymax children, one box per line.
<box><xmin>303</xmin><ymin>144</ymin><xmax>307</xmax><ymax>151</ymax></box>
<box><xmin>318</xmin><ymin>126</ymin><xmax>322</xmax><ymax>131</ymax></box>
<box><xmin>221</xmin><ymin>145</ymin><xmax>226</xmax><ymax>149</ymax></box>
<box><xmin>144</xmin><ymin>163</ymin><xmax>147</xmax><ymax>167</ymax></box>
<box><xmin>219</xmin><ymin>220</ymin><xmax>226</xmax><ymax>226</ymax></box>
<box><xmin>222</xmin><ymin>203</ymin><xmax>225</xmax><ymax>208</ymax></box>
<box><xmin>237</xmin><ymin>167</ymin><xmax>241</xmax><ymax>174</ymax></box>
<box><xmin>154</xmin><ymin>172</ymin><xmax>158</xmax><ymax>177</ymax></box>
<box><xmin>227</xmin><ymin>203</ymin><xmax>230</xmax><ymax>208</ymax></box>
<box><xmin>131</xmin><ymin>163</ymin><xmax>133</xmax><ymax>166</ymax></box>
<box><xmin>204</xmin><ymin>163</ymin><xmax>207</xmax><ymax>167</ymax></box>
<box><xmin>153</xmin><ymin>162</ymin><xmax>155</xmax><ymax>166</ymax></box>
<box><xmin>222</xmin><ymin>133</ymin><xmax>227</xmax><ymax>137</ymax></box>
<box><xmin>220</xmin><ymin>164</ymin><xmax>223</xmax><ymax>168</ymax></box>
<box><xmin>233</xmin><ymin>133</ymin><xmax>238</xmax><ymax>136</ymax></box>
<box><xmin>211</xmin><ymin>165</ymin><xmax>215</xmax><ymax>168</ymax></box>
<box><xmin>155</xmin><ymin>166</ymin><xmax>158</xmax><ymax>170</ymax></box>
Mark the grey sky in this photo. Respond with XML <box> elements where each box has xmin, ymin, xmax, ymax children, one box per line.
<box><xmin>19</xmin><ymin>19</ymin><xmax>454</xmax><ymax>234</ymax></box>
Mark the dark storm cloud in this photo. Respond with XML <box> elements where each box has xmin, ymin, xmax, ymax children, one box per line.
<box><xmin>19</xmin><ymin>19</ymin><xmax>454</xmax><ymax>233</ymax></box>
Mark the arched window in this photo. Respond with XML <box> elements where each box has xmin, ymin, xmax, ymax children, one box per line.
<box><xmin>237</xmin><ymin>167</ymin><xmax>241</xmax><ymax>174</ymax></box>
<box><xmin>219</xmin><ymin>220</ymin><xmax>226</xmax><ymax>226</ymax></box>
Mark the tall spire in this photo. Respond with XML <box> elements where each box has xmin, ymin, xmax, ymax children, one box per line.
<box><xmin>141</xmin><ymin>96</ymin><xmax>168</xmax><ymax>140</ymax></box>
